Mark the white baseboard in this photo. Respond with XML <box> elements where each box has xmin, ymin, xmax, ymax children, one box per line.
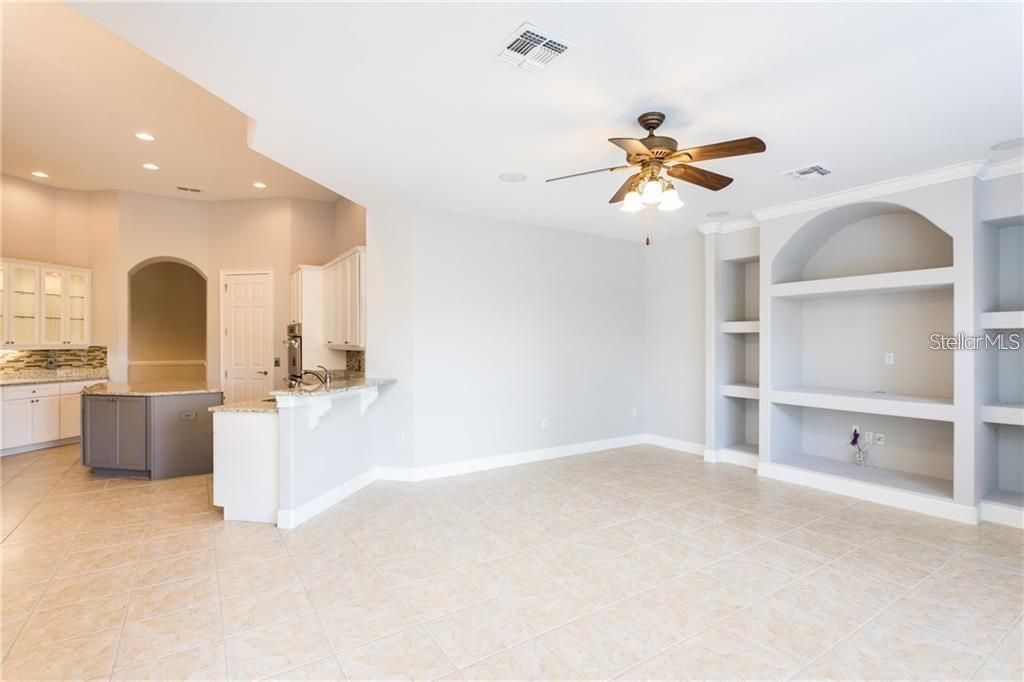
<box><xmin>376</xmin><ymin>434</ymin><xmax>649</xmax><ymax>482</ymax></box>
<box><xmin>1</xmin><ymin>437</ymin><xmax>79</xmax><ymax>457</ymax></box>
<box><xmin>979</xmin><ymin>500</ymin><xmax>1024</xmax><ymax>529</ymax></box>
<box><xmin>641</xmin><ymin>434</ymin><xmax>704</xmax><ymax>457</ymax></box>
<box><xmin>276</xmin><ymin>468</ymin><xmax>378</xmax><ymax>529</ymax></box>
<box><xmin>758</xmin><ymin>461</ymin><xmax>978</xmax><ymax>525</ymax></box>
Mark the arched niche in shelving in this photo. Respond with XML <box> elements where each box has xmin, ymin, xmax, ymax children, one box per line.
<box><xmin>772</xmin><ymin>202</ymin><xmax>954</xmax><ymax>284</ymax></box>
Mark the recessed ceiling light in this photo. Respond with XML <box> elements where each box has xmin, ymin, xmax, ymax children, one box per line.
<box><xmin>31</xmin><ymin>170</ymin><xmax>50</xmax><ymax>178</ymax></box>
<box><xmin>498</xmin><ymin>173</ymin><xmax>527</xmax><ymax>183</ymax></box>
<box><xmin>252</xmin><ymin>181</ymin><xmax>267</xmax><ymax>189</ymax></box>
<box><xmin>706</xmin><ymin>210</ymin><xmax>730</xmax><ymax>218</ymax></box>
<box><xmin>142</xmin><ymin>163</ymin><xmax>160</xmax><ymax>171</ymax></box>
<box><xmin>135</xmin><ymin>132</ymin><xmax>156</xmax><ymax>142</ymax></box>
<box><xmin>990</xmin><ymin>137</ymin><xmax>1024</xmax><ymax>151</ymax></box>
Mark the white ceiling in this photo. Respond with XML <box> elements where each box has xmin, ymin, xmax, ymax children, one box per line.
<box><xmin>2</xmin><ymin>3</ymin><xmax>336</xmax><ymax>202</ymax></box>
<box><xmin>74</xmin><ymin>2</ymin><xmax>1022</xmax><ymax>238</ymax></box>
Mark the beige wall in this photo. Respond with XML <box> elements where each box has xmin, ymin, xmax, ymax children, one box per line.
<box><xmin>129</xmin><ymin>261</ymin><xmax>206</xmax><ymax>361</ymax></box>
<box><xmin>1</xmin><ymin>174</ymin><xmax>90</xmax><ymax>266</ymax></box>
<box><xmin>1</xmin><ymin>174</ymin><xmax>359</xmax><ymax>390</ymax></box>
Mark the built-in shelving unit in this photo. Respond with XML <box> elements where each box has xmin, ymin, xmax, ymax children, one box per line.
<box><xmin>701</xmin><ymin>171</ymin><xmax>1022</xmax><ymax>528</ymax></box>
<box><xmin>976</xmin><ymin>218</ymin><xmax>1023</xmax><ymax>527</ymax></box>
<box><xmin>759</xmin><ymin>201</ymin><xmax>972</xmax><ymax>521</ymax></box>
<box><xmin>704</xmin><ymin>226</ymin><xmax>760</xmax><ymax>469</ymax></box>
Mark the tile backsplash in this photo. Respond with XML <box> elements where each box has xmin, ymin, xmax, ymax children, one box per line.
<box><xmin>346</xmin><ymin>350</ymin><xmax>365</xmax><ymax>373</ymax></box>
<box><xmin>0</xmin><ymin>346</ymin><xmax>108</xmax><ymax>372</ymax></box>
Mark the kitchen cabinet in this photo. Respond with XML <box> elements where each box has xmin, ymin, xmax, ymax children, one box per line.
<box><xmin>82</xmin><ymin>389</ymin><xmax>222</xmax><ymax>478</ymax></box>
<box><xmin>1</xmin><ymin>259</ymin><xmax>91</xmax><ymax>348</ymax></box>
<box><xmin>3</xmin><ymin>262</ymin><xmax>40</xmax><ymax>346</ymax></box>
<box><xmin>323</xmin><ymin>247</ymin><xmax>364</xmax><ymax>350</ymax></box>
<box><xmin>1</xmin><ymin>381</ymin><xmax>98</xmax><ymax>452</ymax></box>
<box><xmin>2</xmin><ymin>384</ymin><xmax>60</xmax><ymax>450</ymax></box>
<box><xmin>82</xmin><ymin>395</ymin><xmax>148</xmax><ymax>471</ymax></box>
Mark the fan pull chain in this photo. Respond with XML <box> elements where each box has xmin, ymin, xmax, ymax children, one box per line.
<box><xmin>644</xmin><ymin>205</ymin><xmax>654</xmax><ymax>246</ymax></box>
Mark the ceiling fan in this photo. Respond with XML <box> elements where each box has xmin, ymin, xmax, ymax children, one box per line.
<box><xmin>547</xmin><ymin>112</ymin><xmax>766</xmax><ymax>212</ymax></box>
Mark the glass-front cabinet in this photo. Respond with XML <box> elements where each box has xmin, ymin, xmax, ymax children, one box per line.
<box><xmin>4</xmin><ymin>262</ymin><xmax>40</xmax><ymax>346</ymax></box>
<box><xmin>42</xmin><ymin>268</ymin><xmax>64</xmax><ymax>345</ymax></box>
<box><xmin>2</xmin><ymin>260</ymin><xmax>91</xmax><ymax>347</ymax></box>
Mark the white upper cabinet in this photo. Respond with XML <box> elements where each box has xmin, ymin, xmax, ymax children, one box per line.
<box><xmin>323</xmin><ymin>247</ymin><xmax>364</xmax><ymax>350</ymax></box>
<box><xmin>2</xmin><ymin>259</ymin><xmax>91</xmax><ymax>348</ymax></box>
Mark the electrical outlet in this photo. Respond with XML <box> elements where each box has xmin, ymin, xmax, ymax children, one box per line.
<box><xmin>631</xmin><ymin>408</ymin><xmax>638</xmax><ymax>418</ymax></box>
<box><xmin>396</xmin><ymin>432</ymin><xmax>405</xmax><ymax>445</ymax></box>
<box><xmin>884</xmin><ymin>352</ymin><xmax>895</xmax><ymax>366</ymax></box>
<box><xmin>864</xmin><ymin>431</ymin><xmax>875</xmax><ymax>444</ymax></box>
<box><xmin>541</xmin><ymin>417</ymin><xmax>549</xmax><ymax>429</ymax></box>
<box><xmin>875</xmin><ymin>432</ymin><xmax>886</xmax><ymax>445</ymax></box>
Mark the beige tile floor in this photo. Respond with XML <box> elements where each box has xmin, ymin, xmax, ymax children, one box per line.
<box><xmin>1</xmin><ymin>443</ymin><xmax>1022</xmax><ymax>680</ymax></box>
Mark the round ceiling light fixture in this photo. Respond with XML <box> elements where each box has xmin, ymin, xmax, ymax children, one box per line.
<box><xmin>252</xmin><ymin>181</ymin><xmax>267</xmax><ymax>189</ymax></box>
<box><xmin>706</xmin><ymin>210</ymin><xmax>730</xmax><ymax>218</ymax></box>
<box><xmin>135</xmin><ymin>132</ymin><xmax>156</xmax><ymax>142</ymax></box>
<box><xmin>990</xmin><ymin>137</ymin><xmax>1024</xmax><ymax>151</ymax></box>
<box><xmin>498</xmin><ymin>172</ymin><xmax>527</xmax><ymax>183</ymax></box>
<box><xmin>31</xmin><ymin>170</ymin><xmax>50</xmax><ymax>178</ymax></box>
<box><xmin>142</xmin><ymin>163</ymin><xmax>160</xmax><ymax>171</ymax></box>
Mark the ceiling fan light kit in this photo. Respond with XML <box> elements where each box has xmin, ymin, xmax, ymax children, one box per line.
<box><xmin>549</xmin><ymin>111</ymin><xmax>765</xmax><ymax>219</ymax></box>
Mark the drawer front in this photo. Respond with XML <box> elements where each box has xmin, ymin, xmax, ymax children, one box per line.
<box><xmin>4</xmin><ymin>383</ymin><xmax>60</xmax><ymax>400</ymax></box>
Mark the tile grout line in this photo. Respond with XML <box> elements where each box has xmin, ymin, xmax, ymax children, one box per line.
<box><xmin>966</xmin><ymin>611</ymin><xmax>1022</xmax><ymax>680</ymax></box>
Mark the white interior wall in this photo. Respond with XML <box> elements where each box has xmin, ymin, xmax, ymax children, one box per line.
<box><xmin>643</xmin><ymin>230</ymin><xmax>705</xmax><ymax>448</ymax></box>
<box><xmin>409</xmin><ymin>208</ymin><xmax>646</xmax><ymax>467</ymax></box>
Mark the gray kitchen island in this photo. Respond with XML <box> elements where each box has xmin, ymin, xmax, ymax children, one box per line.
<box><xmin>81</xmin><ymin>381</ymin><xmax>223</xmax><ymax>479</ymax></box>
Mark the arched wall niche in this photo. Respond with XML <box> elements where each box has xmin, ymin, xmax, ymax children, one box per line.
<box><xmin>772</xmin><ymin>202</ymin><xmax>954</xmax><ymax>284</ymax></box>
<box><xmin>128</xmin><ymin>257</ymin><xmax>208</xmax><ymax>382</ymax></box>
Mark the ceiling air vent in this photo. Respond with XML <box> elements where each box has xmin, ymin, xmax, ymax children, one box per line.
<box><xmin>784</xmin><ymin>164</ymin><xmax>832</xmax><ymax>181</ymax></box>
<box><xmin>498</xmin><ymin>23</ymin><xmax>572</xmax><ymax>72</ymax></box>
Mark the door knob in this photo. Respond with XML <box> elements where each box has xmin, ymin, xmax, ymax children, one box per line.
<box><xmin>256</xmin><ymin>370</ymin><xmax>269</xmax><ymax>375</ymax></box>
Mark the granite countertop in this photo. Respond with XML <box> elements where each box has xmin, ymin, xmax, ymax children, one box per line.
<box><xmin>83</xmin><ymin>380</ymin><xmax>224</xmax><ymax>397</ymax></box>
<box><xmin>270</xmin><ymin>376</ymin><xmax>395</xmax><ymax>398</ymax></box>
<box><xmin>209</xmin><ymin>399</ymin><xmax>278</xmax><ymax>414</ymax></box>
<box><xmin>0</xmin><ymin>368</ymin><xmax>109</xmax><ymax>387</ymax></box>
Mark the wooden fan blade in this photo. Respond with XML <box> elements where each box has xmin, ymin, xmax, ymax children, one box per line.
<box><xmin>546</xmin><ymin>165</ymin><xmax>630</xmax><ymax>183</ymax></box>
<box><xmin>667</xmin><ymin>164</ymin><xmax>733</xmax><ymax>191</ymax></box>
<box><xmin>608</xmin><ymin>138</ymin><xmax>652</xmax><ymax>157</ymax></box>
<box><xmin>609</xmin><ymin>173</ymin><xmax>640</xmax><ymax>203</ymax></box>
<box><xmin>667</xmin><ymin>136</ymin><xmax>766</xmax><ymax>163</ymax></box>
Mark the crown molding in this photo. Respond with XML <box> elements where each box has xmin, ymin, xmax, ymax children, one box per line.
<box><xmin>978</xmin><ymin>156</ymin><xmax>1024</xmax><ymax>181</ymax></box>
<box><xmin>753</xmin><ymin>160</ymin><xmax>988</xmax><ymax>222</ymax></box>
<box><xmin>697</xmin><ymin>216</ymin><xmax>759</xmax><ymax>235</ymax></box>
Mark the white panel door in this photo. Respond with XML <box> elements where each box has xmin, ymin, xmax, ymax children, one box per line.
<box><xmin>222</xmin><ymin>273</ymin><xmax>273</xmax><ymax>404</ymax></box>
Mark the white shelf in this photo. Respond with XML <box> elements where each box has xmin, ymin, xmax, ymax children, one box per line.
<box><xmin>768</xmin><ymin>453</ymin><xmax>953</xmax><ymax>499</ymax></box>
<box><xmin>721</xmin><ymin>383</ymin><xmax>759</xmax><ymax>400</ymax></box>
<box><xmin>771</xmin><ymin>386</ymin><xmax>955</xmax><ymax>422</ymax></box>
<box><xmin>981</xmin><ymin>310</ymin><xmax>1024</xmax><ymax>330</ymax></box>
<box><xmin>720</xmin><ymin>321</ymin><xmax>760</xmax><ymax>334</ymax></box>
<box><xmin>770</xmin><ymin>267</ymin><xmax>954</xmax><ymax>300</ymax></box>
<box><xmin>981</xmin><ymin>403</ymin><xmax>1024</xmax><ymax>426</ymax></box>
